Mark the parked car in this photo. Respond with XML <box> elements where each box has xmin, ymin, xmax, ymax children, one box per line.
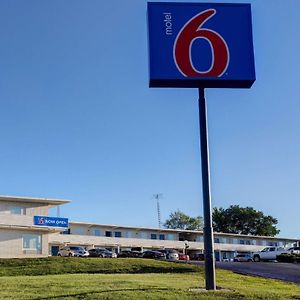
<box><xmin>233</xmin><ymin>254</ymin><xmax>253</xmax><ymax>262</ymax></box>
<box><xmin>178</xmin><ymin>253</ymin><xmax>190</xmax><ymax>261</ymax></box>
<box><xmin>287</xmin><ymin>246</ymin><xmax>300</xmax><ymax>254</ymax></box>
<box><xmin>117</xmin><ymin>250</ymin><xmax>141</xmax><ymax>258</ymax></box>
<box><xmin>252</xmin><ymin>246</ymin><xmax>288</xmax><ymax>262</ymax></box>
<box><xmin>130</xmin><ymin>248</ymin><xmax>143</xmax><ymax>257</ymax></box>
<box><xmin>142</xmin><ymin>250</ymin><xmax>166</xmax><ymax>259</ymax></box>
<box><xmin>131</xmin><ymin>247</ymin><xmax>143</xmax><ymax>252</ymax></box>
<box><xmin>158</xmin><ymin>249</ymin><xmax>179</xmax><ymax>260</ymax></box>
<box><xmin>88</xmin><ymin>248</ymin><xmax>117</xmax><ymax>258</ymax></box>
<box><xmin>58</xmin><ymin>246</ymin><xmax>89</xmax><ymax>257</ymax></box>
<box><xmin>190</xmin><ymin>253</ymin><xmax>204</xmax><ymax>261</ymax></box>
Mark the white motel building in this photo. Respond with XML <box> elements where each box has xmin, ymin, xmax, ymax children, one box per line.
<box><xmin>0</xmin><ymin>195</ymin><xmax>298</xmax><ymax>260</ymax></box>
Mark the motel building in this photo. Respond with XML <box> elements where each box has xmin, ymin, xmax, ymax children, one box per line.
<box><xmin>0</xmin><ymin>195</ymin><xmax>298</xmax><ymax>260</ymax></box>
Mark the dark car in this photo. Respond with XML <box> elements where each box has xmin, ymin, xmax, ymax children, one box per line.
<box><xmin>131</xmin><ymin>247</ymin><xmax>143</xmax><ymax>252</ymax></box>
<box><xmin>88</xmin><ymin>248</ymin><xmax>117</xmax><ymax>258</ymax></box>
<box><xmin>117</xmin><ymin>250</ymin><xmax>141</xmax><ymax>258</ymax></box>
<box><xmin>190</xmin><ymin>253</ymin><xmax>204</xmax><ymax>261</ymax></box>
<box><xmin>142</xmin><ymin>250</ymin><xmax>166</xmax><ymax>259</ymax></box>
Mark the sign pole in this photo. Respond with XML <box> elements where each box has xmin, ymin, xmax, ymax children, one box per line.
<box><xmin>198</xmin><ymin>87</ymin><xmax>216</xmax><ymax>290</ymax></box>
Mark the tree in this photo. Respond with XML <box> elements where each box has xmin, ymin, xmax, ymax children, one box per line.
<box><xmin>212</xmin><ymin>205</ymin><xmax>280</xmax><ymax>236</ymax></box>
<box><xmin>164</xmin><ymin>210</ymin><xmax>203</xmax><ymax>230</ymax></box>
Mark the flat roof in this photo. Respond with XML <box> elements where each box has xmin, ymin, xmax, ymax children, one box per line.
<box><xmin>0</xmin><ymin>195</ymin><xmax>71</xmax><ymax>206</ymax></box>
<box><xmin>69</xmin><ymin>221</ymin><xmax>299</xmax><ymax>241</ymax></box>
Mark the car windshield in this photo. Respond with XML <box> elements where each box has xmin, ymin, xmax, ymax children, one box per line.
<box><xmin>70</xmin><ymin>247</ymin><xmax>83</xmax><ymax>251</ymax></box>
<box><xmin>289</xmin><ymin>247</ymin><xmax>300</xmax><ymax>250</ymax></box>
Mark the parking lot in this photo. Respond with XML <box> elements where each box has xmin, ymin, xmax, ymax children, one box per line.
<box><xmin>188</xmin><ymin>261</ymin><xmax>300</xmax><ymax>284</ymax></box>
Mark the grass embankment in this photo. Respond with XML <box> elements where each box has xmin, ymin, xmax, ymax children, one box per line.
<box><xmin>0</xmin><ymin>257</ymin><xmax>299</xmax><ymax>299</ymax></box>
<box><xmin>0</xmin><ymin>257</ymin><xmax>199</xmax><ymax>276</ymax></box>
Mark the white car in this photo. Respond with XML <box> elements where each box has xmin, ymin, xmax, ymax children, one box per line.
<box><xmin>252</xmin><ymin>246</ymin><xmax>288</xmax><ymax>262</ymax></box>
<box><xmin>158</xmin><ymin>249</ymin><xmax>179</xmax><ymax>260</ymax></box>
<box><xmin>233</xmin><ymin>254</ymin><xmax>253</xmax><ymax>262</ymax></box>
<box><xmin>288</xmin><ymin>246</ymin><xmax>300</xmax><ymax>254</ymax></box>
<box><xmin>58</xmin><ymin>246</ymin><xmax>89</xmax><ymax>257</ymax></box>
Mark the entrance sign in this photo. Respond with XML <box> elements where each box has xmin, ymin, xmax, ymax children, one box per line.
<box><xmin>147</xmin><ymin>2</ymin><xmax>256</xmax><ymax>291</ymax></box>
<box><xmin>34</xmin><ymin>216</ymin><xmax>69</xmax><ymax>228</ymax></box>
<box><xmin>148</xmin><ymin>2</ymin><xmax>255</xmax><ymax>88</ymax></box>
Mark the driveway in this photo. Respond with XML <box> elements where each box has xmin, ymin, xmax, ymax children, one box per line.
<box><xmin>189</xmin><ymin>261</ymin><xmax>300</xmax><ymax>284</ymax></box>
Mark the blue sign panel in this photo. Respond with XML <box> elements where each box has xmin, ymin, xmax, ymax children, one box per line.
<box><xmin>34</xmin><ymin>216</ymin><xmax>69</xmax><ymax>228</ymax></box>
<box><xmin>148</xmin><ymin>2</ymin><xmax>255</xmax><ymax>88</ymax></box>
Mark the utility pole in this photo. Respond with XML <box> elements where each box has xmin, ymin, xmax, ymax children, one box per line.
<box><xmin>153</xmin><ymin>193</ymin><xmax>163</xmax><ymax>228</ymax></box>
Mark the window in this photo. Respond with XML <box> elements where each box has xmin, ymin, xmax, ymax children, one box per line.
<box><xmin>267</xmin><ymin>241</ymin><xmax>278</xmax><ymax>247</ymax></box>
<box><xmin>94</xmin><ymin>229</ymin><xmax>101</xmax><ymax>236</ymax></box>
<box><xmin>23</xmin><ymin>234</ymin><xmax>42</xmax><ymax>252</ymax></box>
<box><xmin>72</xmin><ymin>228</ymin><xmax>85</xmax><ymax>235</ymax></box>
<box><xmin>159</xmin><ymin>234</ymin><xmax>165</xmax><ymax>240</ymax></box>
<box><xmin>196</xmin><ymin>236</ymin><xmax>204</xmax><ymax>242</ymax></box>
<box><xmin>220</xmin><ymin>238</ymin><xmax>227</xmax><ymax>244</ymax></box>
<box><xmin>114</xmin><ymin>231</ymin><xmax>122</xmax><ymax>238</ymax></box>
<box><xmin>124</xmin><ymin>231</ymin><xmax>133</xmax><ymax>238</ymax></box>
<box><xmin>140</xmin><ymin>232</ymin><xmax>147</xmax><ymax>239</ymax></box>
<box><xmin>105</xmin><ymin>231</ymin><xmax>112</xmax><ymax>237</ymax></box>
<box><xmin>10</xmin><ymin>206</ymin><xmax>26</xmax><ymax>215</ymax></box>
<box><xmin>150</xmin><ymin>234</ymin><xmax>157</xmax><ymax>240</ymax></box>
<box><xmin>167</xmin><ymin>234</ymin><xmax>175</xmax><ymax>240</ymax></box>
<box><xmin>214</xmin><ymin>238</ymin><xmax>220</xmax><ymax>243</ymax></box>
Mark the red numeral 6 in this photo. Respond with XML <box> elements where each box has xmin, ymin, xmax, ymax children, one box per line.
<box><xmin>174</xmin><ymin>9</ymin><xmax>229</xmax><ymax>77</ymax></box>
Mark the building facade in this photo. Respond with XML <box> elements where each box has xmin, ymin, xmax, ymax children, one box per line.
<box><xmin>0</xmin><ymin>195</ymin><xmax>298</xmax><ymax>260</ymax></box>
<box><xmin>0</xmin><ymin>195</ymin><xmax>69</xmax><ymax>258</ymax></box>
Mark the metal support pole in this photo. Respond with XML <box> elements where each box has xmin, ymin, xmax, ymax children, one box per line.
<box><xmin>198</xmin><ymin>87</ymin><xmax>216</xmax><ymax>290</ymax></box>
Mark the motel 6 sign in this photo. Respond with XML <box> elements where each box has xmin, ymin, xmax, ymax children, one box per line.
<box><xmin>147</xmin><ymin>2</ymin><xmax>255</xmax><ymax>88</ymax></box>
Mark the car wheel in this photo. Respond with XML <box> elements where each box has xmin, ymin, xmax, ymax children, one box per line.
<box><xmin>99</xmin><ymin>254</ymin><xmax>104</xmax><ymax>258</ymax></box>
<box><xmin>253</xmin><ymin>255</ymin><xmax>260</xmax><ymax>262</ymax></box>
<box><xmin>68</xmin><ymin>253</ymin><xmax>72</xmax><ymax>257</ymax></box>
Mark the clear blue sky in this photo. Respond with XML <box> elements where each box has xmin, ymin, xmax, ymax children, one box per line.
<box><xmin>0</xmin><ymin>0</ymin><xmax>299</xmax><ymax>238</ymax></box>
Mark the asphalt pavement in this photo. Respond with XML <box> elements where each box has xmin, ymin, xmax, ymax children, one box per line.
<box><xmin>188</xmin><ymin>261</ymin><xmax>300</xmax><ymax>284</ymax></box>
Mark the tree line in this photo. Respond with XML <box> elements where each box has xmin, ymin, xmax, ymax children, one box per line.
<box><xmin>164</xmin><ymin>205</ymin><xmax>280</xmax><ymax>236</ymax></box>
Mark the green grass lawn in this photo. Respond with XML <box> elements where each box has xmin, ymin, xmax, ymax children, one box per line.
<box><xmin>0</xmin><ymin>257</ymin><xmax>200</xmax><ymax>276</ymax></box>
<box><xmin>0</xmin><ymin>258</ymin><xmax>299</xmax><ymax>299</ymax></box>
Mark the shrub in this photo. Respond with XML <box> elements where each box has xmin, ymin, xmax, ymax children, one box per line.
<box><xmin>276</xmin><ymin>254</ymin><xmax>300</xmax><ymax>263</ymax></box>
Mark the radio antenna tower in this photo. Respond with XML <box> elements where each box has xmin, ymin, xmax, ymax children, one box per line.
<box><xmin>153</xmin><ymin>193</ymin><xmax>163</xmax><ymax>228</ymax></box>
